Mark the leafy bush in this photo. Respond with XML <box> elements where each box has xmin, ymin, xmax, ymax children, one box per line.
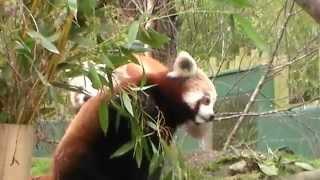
<box><xmin>31</xmin><ymin>158</ymin><xmax>51</xmax><ymax>176</ymax></box>
<box><xmin>0</xmin><ymin>1</ymin><xmax>169</xmax><ymax>124</ymax></box>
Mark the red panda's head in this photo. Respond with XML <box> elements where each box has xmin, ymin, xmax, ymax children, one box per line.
<box><xmin>169</xmin><ymin>51</ymin><xmax>217</xmax><ymax>124</ymax></box>
<box><xmin>144</xmin><ymin>51</ymin><xmax>217</xmax><ymax>127</ymax></box>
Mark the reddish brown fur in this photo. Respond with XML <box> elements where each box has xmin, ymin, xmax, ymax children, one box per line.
<box><xmin>30</xmin><ymin>175</ymin><xmax>52</xmax><ymax>180</ymax></box>
<box><xmin>39</xmin><ymin>53</ymin><xmax>215</xmax><ymax>180</ymax></box>
<box><xmin>51</xmin><ymin>52</ymin><xmax>217</xmax><ymax>180</ymax></box>
<box><xmin>53</xmin><ymin>54</ymin><xmax>171</xmax><ymax>180</ymax></box>
<box><xmin>54</xmin><ymin>93</ymin><xmax>108</xmax><ymax>174</ymax></box>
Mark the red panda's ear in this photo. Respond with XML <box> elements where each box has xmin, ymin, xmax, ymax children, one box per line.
<box><xmin>168</xmin><ymin>51</ymin><xmax>197</xmax><ymax>78</ymax></box>
<box><xmin>112</xmin><ymin>63</ymin><xmax>144</xmax><ymax>88</ymax></box>
<box><xmin>112</xmin><ymin>54</ymin><xmax>168</xmax><ymax>88</ymax></box>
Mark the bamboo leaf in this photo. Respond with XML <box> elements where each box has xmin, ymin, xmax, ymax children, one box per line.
<box><xmin>122</xmin><ymin>93</ymin><xmax>134</xmax><ymax>116</ymax></box>
<box><xmin>88</xmin><ymin>64</ymin><xmax>102</xmax><ymax>89</ymax></box>
<box><xmin>27</xmin><ymin>31</ymin><xmax>60</xmax><ymax>54</ymax></box>
<box><xmin>135</xmin><ymin>142</ymin><xmax>143</xmax><ymax>168</ymax></box>
<box><xmin>78</xmin><ymin>0</ymin><xmax>96</xmax><ymax>16</ymax></box>
<box><xmin>294</xmin><ymin>162</ymin><xmax>314</xmax><ymax>171</ymax></box>
<box><xmin>110</xmin><ymin>141</ymin><xmax>134</xmax><ymax>158</ymax></box>
<box><xmin>235</xmin><ymin>16</ymin><xmax>268</xmax><ymax>52</ymax></box>
<box><xmin>16</xmin><ymin>43</ymin><xmax>50</xmax><ymax>86</ymax></box>
<box><xmin>108</xmin><ymin>55</ymin><xmax>131</xmax><ymax>67</ymax></box>
<box><xmin>226</xmin><ymin>0</ymin><xmax>251</xmax><ymax>7</ymax></box>
<box><xmin>128</xmin><ymin>21</ymin><xmax>140</xmax><ymax>45</ymax></box>
<box><xmin>101</xmin><ymin>55</ymin><xmax>114</xmax><ymax>69</ymax></box>
<box><xmin>211</xmin><ymin>0</ymin><xmax>251</xmax><ymax>7</ymax></box>
<box><xmin>126</xmin><ymin>40</ymin><xmax>150</xmax><ymax>52</ymax></box>
<box><xmin>68</xmin><ymin>0</ymin><xmax>78</xmax><ymax>19</ymax></box>
<box><xmin>149</xmin><ymin>154</ymin><xmax>161</xmax><ymax>175</ymax></box>
<box><xmin>130</xmin><ymin>84</ymin><xmax>157</xmax><ymax>91</ymax></box>
<box><xmin>138</xmin><ymin>29</ymin><xmax>170</xmax><ymax>48</ymax></box>
<box><xmin>99</xmin><ymin>102</ymin><xmax>109</xmax><ymax>134</ymax></box>
<box><xmin>258</xmin><ymin>163</ymin><xmax>278</xmax><ymax>176</ymax></box>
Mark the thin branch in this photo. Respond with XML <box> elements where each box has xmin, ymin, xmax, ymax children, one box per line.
<box><xmin>215</xmin><ymin>97</ymin><xmax>320</xmax><ymax>121</ymax></box>
<box><xmin>223</xmin><ymin>1</ymin><xmax>296</xmax><ymax>151</ymax></box>
<box><xmin>0</xmin><ymin>25</ymin><xmax>23</xmax><ymax>81</ymax></box>
<box><xmin>271</xmin><ymin>48</ymin><xmax>318</xmax><ymax>72</ymax></box>
<box><xmin>295</xmin><ymin>0</ymin><xmax>320</xmax><ymax>23</ymax></box>
<box><xmin>23</xmin><ymin>4</ymin><xmax>39</xmax><ymax>32</ymax></box>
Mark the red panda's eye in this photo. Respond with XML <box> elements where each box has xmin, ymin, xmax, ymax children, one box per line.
<box><xmin>202</xmin><ymin>96</ymin><xmax>210</xmax><ymax>105</ymax></box>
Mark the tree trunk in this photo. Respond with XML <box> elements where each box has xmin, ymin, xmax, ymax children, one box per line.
<box><xmin>295</xmin><ymin>0</ymin><xmax>320</xmax><ymax>23</ymax></box>
<box><xmin>0</xmin><ymin>124</ymin><xmax>34</xmax><ymax>180</ymax></box>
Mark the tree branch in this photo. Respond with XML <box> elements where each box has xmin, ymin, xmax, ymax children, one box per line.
<box><xmin>215</xmin><ymin>97</ymin><xmax>320</xmax><ymax>121</ymax></box>
<box><xmin>295</xmin><ymin>0</ymin><xmax>320</xmax><ymax>23</ymax></box>
<box><xmin>223</xmin><ymin>1</ymin><xmax>296</xmax><ymax>151</ymax></box>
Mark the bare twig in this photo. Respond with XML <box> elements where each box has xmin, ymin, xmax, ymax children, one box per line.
<box><xmin>271</xmin><ymin>48</ymin><xmax>318</xmax><ymax>73</ymax></box>
<box><xmin>295</xmin><ymin>0</ymin><xmax>320</xmax><ymax>23</ymax></box>
<box><xmin>215</xmin><ymin>97</ymin><xmax>320</xmax><ymax>121</ymax></box>
<box><xmin>223</xmin><ymin>1</ymin><xmax>295</xmax><ymax>150</ymax></box>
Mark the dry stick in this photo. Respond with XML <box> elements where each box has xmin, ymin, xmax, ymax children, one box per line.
<box><xmin>215</xmin><ymin>96</ymin><xmax>320</xmax><ymax>121</ymax></box>
<box><xmin>222</xmin><ymin>1</ymin><xmax>295</xmax><ymax>151</ymax></box>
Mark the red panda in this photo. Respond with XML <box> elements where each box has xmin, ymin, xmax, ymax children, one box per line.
<box><xmin>53</xmin><ymin>51</ymin><xmax>217</xmax><ymax>180</ymax></box>
<box><xmin>69</xmin><ymin>76</ymin><xmax>98</xmax><ymax>111</ymax></box>
<box><xmin>31</xmin><ymin>175</ymin><xmax>52</xmax><ymax>180</ymax></box>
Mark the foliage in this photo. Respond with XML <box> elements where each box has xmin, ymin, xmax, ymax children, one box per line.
<box><xmin>0</xmin><ymin>1</ymin><xmax>185</xmax><ymax>178</ymax></box>
<box><xmin>2</xmin><ymin>0</ymin><xmax>319</xmax><ymax>179</ymax></box>
<box><xmin>31</xmin><ymin>148</ymin><xmax>320</xmax><ymax>179</ymax></box>
<box><xmin>108</xmin><ymin>86</ymin><xmax>193</xmax><ymax>179</ymax></box>
<box><xmin>186</xmin><ymin>148</ymin><xmax>320</xmax><ymax>179</ymax></box>
<box><xmin>289</xmin><ymin>56</ymin><xmax>319</xmax><ymax>103</ymax></box>
<box><xmin>31</xmin><ymin>158</ymin><xmax>51</xmax><ymax>176</ymax></box>
<box><xmin>177</xmin><ymin>0</ymin><xmax>319</xmax><ymax>103</ymax></box>
<box><xmin>0</xmin><ymin>1</ymin><xmax>170</xmax><ymax>124</ymax></box>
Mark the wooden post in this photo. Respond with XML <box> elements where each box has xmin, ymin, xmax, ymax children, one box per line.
<box><xmin>0</xmin><ymin>124</ymin><xmax>34</xmax><ymax>180</ymax></box>
<box><xmin>273</xmin><ymin>55</ymin><xmax>289</xmax><ymax>108</ymax></box>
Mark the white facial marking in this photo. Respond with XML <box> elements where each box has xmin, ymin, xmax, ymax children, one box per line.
<box><xmin>196</xmin><ymin>102</ymin><xmax>215</xmax><ymax>123</ymax></box>
<box><xmin>69</xmin><ymin>76</ymin><xmax>98</xmax><ymax>108</ymax></box>
<box><xmin>182</xmin><ymin>91</ymin><xmax>204</xmax><ymax>109</ymax></box>
<box><xmin>195</xmin><ymin>116</ymin><xmax>206</xmax><ymax>123</ymax></box>
<box><xmin>183</xmin><ymin>90</ymin><xmax>216</xmax><ymax>123</ymax></box>
<box><xmin>76</xmin><ymin>93</ymin><xmax>86</xmax><ymax>105</ymax></box>
<box><xmin>69</xmin><ymin>76</ymin><xmax>98</xmax><ymax>96</ymax></box>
